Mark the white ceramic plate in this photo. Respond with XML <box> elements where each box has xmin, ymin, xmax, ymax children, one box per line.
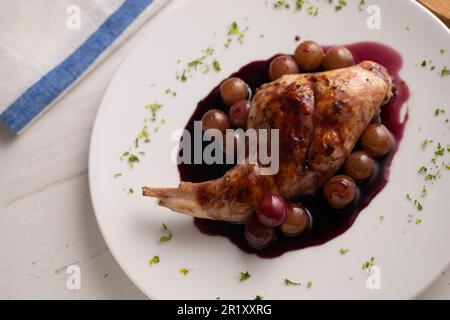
<box><xmin>89</xmin><ymin>0</ymin><xmax>450</xmax><ymax>299</ymax></box>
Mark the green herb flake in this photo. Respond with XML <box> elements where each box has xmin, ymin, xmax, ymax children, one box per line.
<box><xmin>359</xmin><ymin>0</ymin><xmax>366</xmax><ymax>11</ymax></box>
<box><xmin>415</xmin><ymin>218</ymin><xmax>423</xmax><ymax>225</ymax></box>
<box><xmin>179</xmin><ymin>70</ymin><xmax>188</xmax><ymax>82</ymax></box>
<box><xmin>418</xmin><ymin>166</ymin><xmax>428</xmax><ymax>174</ymax></box>
<box><xmin>113</xmin><ymin>173</ymin><xmax>122</xmax><ymax>178</ymax></box>
<box><xmin>445</xmin><ymin>164</ymin><xmax>450</xmax><ymax>170</ymax></box>
<box><xmin>239</xmin><ymin>271</ymin><xmax>252</xmax><ymax>282</ymax></box>
<box><xmin>435</xmin><ymin>143</ymin><xmax>445</xmax><ymax>157</ymax></box>
<box><xmin>406</xmin><ymin>193</ymin><xmax>412</xmax><ymax>201</ymax></box>
<box><xmin>421</xmin><ymin>185</ymin><xmax>428</xmax><ymax>198</ymax></box>
<box><xmin>284</xmin><ymin>278</ymin><xmax>301</xmax><ymax>286</ymax></box>
<box><xmin>227</xmin><ymin>21</ymin><xmax>247</xmax><ymax>45</ymax></box>
<box><xmin>435</xmin><ymin>108</ymin><xmax>446</xmax><ymax>116</ymax></box>
<box><xmin>296</xmin><ymin>0</ymin><xmax>305</xmax><ymax>10</ymax></box>
<box><xmin>149</xmin><ymin>255</ymin><xmax>160</xmax><ymax>266</ymax></box>
<box><xmin>362</xmin><ymin>256</ymin><xmax>376</xmax><ymax>270</ymax></box>
<box><xmin>335</xmin><ymin>0</ymin><xmax>347</xmax><ymax>11</ymax></box>
<box><xmin>160</xmin><ymin>223</ymin><xmax>173</xmax><ymax>242</ymax></box>
<box><xmin>127</xmin><ymin>188</ymin><xmax>134</xmax><ymax>195</ymax></box>
<box><xmin>145</xmin><ymin>103</ymin><xmax>163</xmax><ymax>121</ymax></box>
<box><xmin>340</xmin><ymin>248</ymin><xmax>349</xmax><ymax>255</ymax></box>
<box><xmin>441</xmin><ymin>66</ymin><xmax>450</xmax><ymax>77</ymax></box>
<box><xmin>440</xmin><ymin>49</ymin><xmax>445</xmax><ymax>54</ymax></box>
<box><xmin>139</xmin><ymin>127</ymin><xmax>149</xmax><ymax>139</ymax></box>
<box><xmin>273</xmin><ymin>0</ymin><xmax>290</xmax><ymax>9</ymax></box>
<box><xmin>180</xmin><ymin>268</ymin><xmax>190</xmax><ymax>276</ymax></box>
<box><xmin>165</xmin><ymin>88</ymin><xmax>177</xmax><ymax>97</ymax></box>
<box><xmin>307</xmin><ymin>5</ymin><xmax>319</xmax><ymax>16</ymax></box>
<box><xmin>204</xmin><ymin>47</ymin><xmax>214</xmax><ymax>56</ymax></box>
<box><xmin>255</xmin><ymin>295</ymin><xmax>263</xmax><ymax>300</ymax></box>
<box><xmin>421</xmin><ymin>60</ymin><xmax>427</xmax><ymax>67</ymax></box>
<box><xmin>128</xmin><ymin>154</ymin><xmax>140</xmax><ymax>167</ymax></box>
<box><xmin>229</xmin><ymin>21</ymin><xmax>240</xmax><ymax>35</ymax></box>
<box><xmin>213</xmin><ymin>59</ymin><xmax>222</xmax><ymax>71</ymax></box>
<box><xmin>417</xmin><ymin>202</ymin><xmax>423</xmax><ymax>211</ymax></box>
<box><xmin>307</xmin><ymin>281</ymin><xmax>313</xmax><ymax>289</ymax></box>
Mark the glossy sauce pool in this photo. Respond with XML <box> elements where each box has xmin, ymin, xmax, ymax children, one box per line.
<box><xmin>178</xmin><ymin>42</ymin><xmax>410</xmax><ymax>258</ymax></box>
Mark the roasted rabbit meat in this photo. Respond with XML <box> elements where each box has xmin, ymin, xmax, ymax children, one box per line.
<box><xmin>143</xmin><ymin>61</ymin><xmax>395</xmax><ymax>222</ymax></box>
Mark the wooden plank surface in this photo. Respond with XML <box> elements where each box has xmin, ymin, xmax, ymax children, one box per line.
<box><xmin>419</xmin><ymin>0</ymin><xmax>450</xmax><ymax>27</ymax></box>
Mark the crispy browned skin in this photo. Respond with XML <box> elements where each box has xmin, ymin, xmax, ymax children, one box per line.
<box><xmin>143</xmin><ymin>61</ymin><xmax>394</xmax><ymax>222</ymax></box>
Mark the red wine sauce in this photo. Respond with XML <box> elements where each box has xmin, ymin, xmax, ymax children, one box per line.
<box><xmin>178</xmin><ymin>42</ymin><xmax>410</xmax><ymax>258</ymax></box>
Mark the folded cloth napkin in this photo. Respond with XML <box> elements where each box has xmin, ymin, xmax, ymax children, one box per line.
<box><xmin>0</xmin><ymin>0</ymin><xmax>169</xmax><ymax>134</ymax></box>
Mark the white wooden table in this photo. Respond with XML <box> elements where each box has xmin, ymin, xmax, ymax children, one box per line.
<box><xmin>0</xmin><ymin>18</ymin><xmax>449</xmax><ymax>300</ymax></box>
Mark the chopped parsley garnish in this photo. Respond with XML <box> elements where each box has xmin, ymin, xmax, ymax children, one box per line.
<box><xmin>145</xmin><ymin>103</ymin><xmax>163</xmax><ymax>121</ymax></box>
<box><xmin>435</xmin><ymin>143</ymin><xmax>445</xmax><ymax>156</ymax></box>
<box><xmin>273</xmin><ymin>0</ymin><xmax>290</xmax><ymax>9</ymax></box>
<box><xmin>149</xmin><ymin>255</ymin><xmax>160</xmax><ymax>266</ymax></box>
<box><xmin>213</xmin><ymin>59</ymin><xmax>222</xmax><ymax>71</ymax></box>
<box><xmin>425</xmin><ymin>173</ymin><xmax>440</xmax><ymax>181</ymax></box>
<box><xmin>307</xmin><ymin>5</ymin><xmax>319</xmax><ymax>16</ymax></box>
<box><xmin>255</xmin><ymin>295</ymin><xmax>263</xmax><ymax>300</ymax></box>
<box><xmin>113</xmin><ymin>173</ymin><xmax>122</xmax><ymax>178</ymax></box>
<box><xmin>177</xmin><ymin>69</ymin><xmax>188</xmax><ymax>82</ymax></box>
<box><xmin>415</xmin><ymin>218</ymin><xmax>423</xmax><ymax>225</ymax></box>
<box><xmin>435</xmin><ymin>108</ymin><xmax>446</xmax><ymax>116</ymax></box>
<box><xmin>307</xmin><ymin>281</ymin><xmax>313</xmax><ymax>289</ymax></box>
<box><xmin>441</xmin><ymin>66</ymin><xmax>450</xmax><ymax>77</ymax></box>
<box><xmin>239</xmin><ymin>271</ymin><xmax>252</xmax><ymax>282</ymax></box>
<box><xmin>440</xmin><ymin>49</ymin><xmax>445</xmax><ymax>54</ymax></box>
<box><xmin>335</xmin><ymin>0</ymin><xmax>347</xmax><ymax>11</ymax></box>
<box><xmin>180</xmin><ymin>268</ymin><xmax>190</xmax><ymax>276</ymax></box>
<box><xmin>359</xmin><ymin>0</ymin><xmax>366</xmax><ymax>11</ymax></box>
<box><xmin>421</xmin><ymin>185</ymin><xmax>428</xmax><ymax>198</ymax></box>
<box><xmin>165</xmin><ymin>88</ymin><xmax>177</xmax><ymax>97</ymax></box>
<box><xmin>127</xmin><ymin>188</ymin><xmax>134</xmax><ymax>195</ymax></box>
<box><xmin>188</xmin><ymin>57</ymin><xmax>206</xmax><ymax>69</ymax></box>
<box><xmin>418</xmin><ymin>166</ymin><xmax>428</xmax><ymax>174</ymax></box>
<box><xmin>340</xmin><ymin>248</ymin><xmax>349</xmax><ymax>255</ymax></box>
<box><xmin>177</xmin><ymin>47</ymin><xmax>219</xmax><ymax>79</ymax></box>
<box><xmin>160</xmin><ymin>223</ymin><xmax>173</xmax><ymax>242</ymax></box>
<box><xmin>227</xmin><ymin>21</ymin><xmax>247</xmax><ymax>46</ymax></box>
<box><xmin>128</xmin><ymin>154</ymin><xmax>140</xmax><ymax>167</ymax></box>
<box><xmin>284</xmin><ymin>278</ymin><xmax>301</xmax><ymax>286</ymax></box>
<box><xmin>362</xmin><ymin>256</ymin><xmax>376</xmax><ymax>270</ymax></box>
<box><xmin>422</xmin><ymin>139</ymin><xmax>430</xmax><ymax>149</ymax></box>
<box><xmin>139</xmin><ymin>126</ymin><xmax>150</xmax><ymax>140</ymax></box>
<box><xmin>416</xmin><ymin>201</ymin><xmax>423</xmax><ymax>211</ymax></box>
<box><xmin>296</xmin><ymin>0</ymin><xmax>305</xmax><ymax>10</ymax></box>
<box><xmin>445</xmin><ymin>164</ymin><xmax>450</xmax><ymax>170</ymax></box>
<box><xmin>421</xmin><ymin>60</ymin><xmax>427</xmax><ymax>67</ymax></box>
<box><xmin>407</xmin><ymin>194</ymin><xmax>424</xmax><ymax>211</ymax></box>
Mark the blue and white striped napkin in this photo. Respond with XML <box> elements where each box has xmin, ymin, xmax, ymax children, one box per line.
<box><xmin>0</xmin><ymin>0</ymin><xmax>169</xmax><ymax>134</ymax></box>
